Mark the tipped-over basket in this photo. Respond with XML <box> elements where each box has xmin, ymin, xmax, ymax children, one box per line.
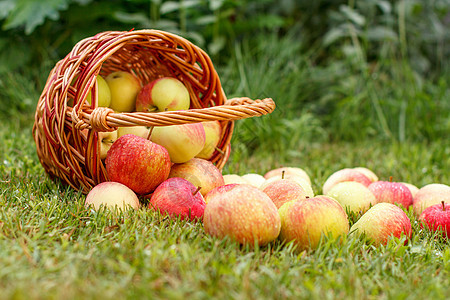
<box><xmin>33</xmin><ymin>29</ymin><xmax>275</xmax><ymax>194</ymax></box>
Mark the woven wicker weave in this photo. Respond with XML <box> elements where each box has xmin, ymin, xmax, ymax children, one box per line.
<box><xmin>32</xmin><ymin>29</ymin><xmax>275</xmax><ymax>194</ymax></box>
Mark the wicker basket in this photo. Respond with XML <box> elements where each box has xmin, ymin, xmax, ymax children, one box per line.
<box><xmin>33</xmin><ymin>29</ymin><xmax>275</xmax><ymax>194</ymax></box>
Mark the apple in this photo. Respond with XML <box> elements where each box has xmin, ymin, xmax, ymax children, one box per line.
<box><xmin>85</xmin><ymin>182</ymin><xmax>140</xmax><ymax>211</ymax></box>
<box><xmin>350</xmin><ymin>203</ymin><xmax>411</xmax><ymax>246</ymax></box>
<box><xmin>135</xmin><ymin>77</ymin><xmax>190</xmax><ymax>112</ymax></box>
<box><xmin>413</xmin><ymin>183</ymin><xmax>450</xmax><ymax>216</ymax></box>
<box><xmin>149</xmin><ymin>177</ymin><xmax>205</xmax><ymax>221</ymax></box>
<box><xmin>278</xmin><ymin>196</ymin><xmax>349</xmax><ymax>251</ymax></box>
<box><xmin>241</xmin><ymin>173</ymin><xmax>266</xmax><ymax>188</ymax></box>
<box><xmin>368</xmin><ymin>181</ymin><xmax>413</xmax><ymax>209</ymax></box>
<box><xmin>222</xmin><ymin>174</ymin><xmax>248</xmax><ymax>185</ymax></box>
<box><xmin>196</xmin><ymin>121</ymin><xmax>222</xmax><ymax>159</ymax></box>
<box><xmin>105</xmin><ymin>71</ymin><xmax>141</xmax><ymax>112</ymax></box>
<box><xmin>264</xmin><ymin>167</ymin><xmax>311</xmax><ymax>185</ymax></box>
<box><xmin>117</xmin><ymin>126</ymin><xmax>150</xmax><ymax>139</ymax></box>
<box><xmin>98</xmin><ymin>130</ymin><xmax>117</xmax><ymax>160</ymax></box>
<box><xmin>262</xmin><ymin>179</ymin><xmax>309</xmax><ymax>209</ymax></box>
<box><xmin>105</xmin><ymin>134</ymin><xmax>171</xmax><ymax>195</ymax></box>
<box><xmin>400</xmin><ymin>182</ymin><xmax>420</xmax><ymax>198</ymax></box>
<box><xmin>419</xmin><ymin>201</ymin><xmax>450</xmax><ymax>238</ymax></box>
<box><xmin>150</xmin><ymin>123</ymin><xmax>205</xmax><ymax>164</ymax></box>
<box><xmin>168</xmin><ymin>158</ymin><xmax>224</xmax><ymax>196</ymax></box>
<box><xmin>326</xmin><ymin>181</ymin><xmax>377</xmax><ymax>214</ymax></box>
<box><xmin>86</xmin><ymin>75</ymin><xmax>111</xmax><ymax>107</ymax></box>
<box><xmin>322</xmin><ymin>168</ymin><xmax>372</xmax><ymax>195</ymax></box>
<box><xmin>353</xmin><ymin>167</ymin><xmax>378</xmax><ymax>182</ymax></box>
<box><xmin>204</xmin><ymin>184</ymin><xmax>238</xmax><ymax>204</ymax></box>
<box><xmin>203</xmin><ymin>184</ymin><xmax>281</xmax><ymax>246</ymax></box>
<box><xmin>260</xmin><ymin>174</ymin><xmax>314</xmax><ymax>198</ymax></box>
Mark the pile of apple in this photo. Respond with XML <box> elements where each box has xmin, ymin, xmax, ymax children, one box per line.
<box><xmin>80</xmin><ymin>72</ymin><xmax>449</xmax><ymax>250</ymax></box>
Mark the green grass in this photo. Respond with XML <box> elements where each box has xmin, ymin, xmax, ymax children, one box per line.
<box><xmin>1</xmin><ymin>113</ymin><xmax>449</xmax><ymax>299</ymax></box>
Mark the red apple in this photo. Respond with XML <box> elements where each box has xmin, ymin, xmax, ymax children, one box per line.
<box><xmin>322</xmin><ymin>168</ymin><xmax>372</xmax><ymax>195</ymax></box>
<box><xmin>400</xmin><ymin>182</ymin><xmax>420</xmax><ymax>198</ymax></box>
<box><xmin>368</xmin><ymin>181</ymin><xmax>413</xmax><ymax>209</ymax></box>
<box><xmin>204</xmin><ymin>184</ymin><xmax>238</xmax><ymax>204</ymax></box>
<box><xmin>350</xmin><ymin>203</ymin><xmax>412</xmax><ymax>246</ymax></box>
<box><xmin>105</xmin><ymin>134</ymin><xmax>171</xmax><ymax>195</ymax></box>
<box><xmin>264</xmin><ymin>167</ymin><xmax>311</xmax><ymax>185</ymax></box>
<box><xmin>135</xmin><ymin>77</ymin><xmax>190</xmax><ymax>112</ymax></box>
<box><xmin>278</xmin><ymin>196</ymin><xmax>349</xmax><ymax>251</ymax></box>
<box><xmin>149</xmin><ymin>177</ymin><xmax>205</xmax><ymax>221</ymax></box>
<box><xmin>150</xmin><ymin>123</ymin><xmax>205</xmax><ymax>163</ymax></box>
<box><xmin>413</xmin><ymin>183</ymin><xmax>450</xmax><ymax>216</ymax></box>
<box><xmin>203</xmin><ymin>184</ymin><xmax>281</xmax><ymax>246</ymax></box>
<box><xmin>419</xmin><ymin>201</ymin><xmax>450</xmax><ymax>238</ymax></box>
<box><xmin>85</xmin><ymin>182</ymin><xmax>140</xmax><ymax>211</ymax></box>
<box><xmin>262</xmin><ymin>179</ymin><xmax>309</xmax><ymax>209</ymax></box>
<box><xmin>261</xmin><ymin>174</ymin><xmax>314</xmax><ymax>198</ymax></box>
<box><xmin>168</xmin><ymin>158</ymin><xmax>224</xmax><ymax>196</ymax></box>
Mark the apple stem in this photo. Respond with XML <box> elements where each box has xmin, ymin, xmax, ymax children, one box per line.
<box><xmin>215</xmin><ymin>147</ymin><xmax>225</xmax><ymax>155</ymax></box>
<box><xmin>147</xmin><ymin>107</ymin><xmax>158</xmax><ymax>113</ymax></box>
<box><xmin>193</xmin><ymin>186</ymin><xmax>202</xmax><ymax>196</ymax></box>
<box><xmin>281</xmin><ymin>170</ymin><xmax>285</xmax><ymax>180</ymax></box>
<box><xmin>442</xmin><ymin>201</ymin><xmax>446</xmax><ymax>211</ymax></box>
<box><xmin>389</xmin><ymin>176</ymin><xmax>393</xmax><ymax>182</ymax></box>
<box><xmin>146</xmin><ymin>126</ymin><xmax>154</xmax><ymax>140</ymax></box>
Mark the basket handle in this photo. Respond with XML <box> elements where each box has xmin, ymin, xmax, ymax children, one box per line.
<box><xmin>70</xmin><ymin>97</ymin><xmax>275</xmax><ymax>132</ymax></box>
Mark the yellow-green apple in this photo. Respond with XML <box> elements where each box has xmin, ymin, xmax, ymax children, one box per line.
<box><xmin>85</xmin><ymin>181</ymin><xmax>140</xmax><ymax>211</ymax></box>
<box><xmin>150</xmin><ymin>123</ymin><xmax>205</xmax><ymax>163</ymax></box>
<box><xmin>278</xmin><ymin>196</ymin><xmax>349</xmax><ymax>251</ymax></box>
<box><xmin>135</xmin><ymin>77</ymin><xmax>190</xmax><ymax>112</ymax></box>
<box><xmin>350</xmin><ymin>203</ymin><xmax>412</xmax><ymax>246</ymax></box>
<box><xmin>353</xmin><ymin>167</ymin><xmax>378</xmax><ymax>182</ymax></box>
<box><xmin>168</xmin><ymin>158</ymin><xmax>224</xmax><ymax>196</ymax></box>
<box><xmin>242</xmin><ymin>173</ymin><xmax>266</xmax><ymax>188</ymax></box>
<box><xmin>105</xmin><ymin>71</ymin><xmax>141</xmax><ymax>112</ymax></box>
<box><xmin>105</xmin><ymin>134</ymin><xmax>171</xmax><ymax>195</ymax></box>
<box><xmin>86</xmin><ymin>75</ymin><xmax>111</xmax><ymax>107</ymax></box>
<box><xmin>262</xmin><ymin>179</ymin><xmax>309</xmax><ymax>209</ymax></box>
<box><xmin>203</xmin><ymin>184</ymin><xmax>281</xmax><ymax>246</ymax></box>
<box><xmin>98</xmin><ymin>130</ymin><xmax>117</xmax><ymax>160</ymax></box>
<box><xmin>400</xmin><ymin>182</ymin><xmax>420</xmax><ymax>198</ymax></box>
<box><xmin>413</xmin><ymin>183</ymin><xmax>450</xmax><ymax>216</ymax></box>
<box><xmin>419</xmin><ymin>201</ymin><xmax>450</xmax><ymax>238</ymax></box>
<box><xmin>322</xmin><ymin>168</ymin><xmax>372</xmax><ymax>194</ymax></box>
<box><xmin>261</xmin><ymin>174</ymin><xmax>314</xmax><ymax>198</ymax></box>
<box><xmin>264</xmin><ymin>167</ymin><xmax>311</xmax><ymax>185</ymax></box>
<box><xmin>368</xmin><ymin>181</ymin><xmax>413</xmax><ymax>209</ymax></box>
<box><xmin>196</xmin><ymin>121</ymin><xmax>222</xmax><ymax>159</ymax></box>
<box><xmin>326</xmin><ymin>181</ymin><xmax>377</xmax><ymax>214</ymax></box>
<box><xmin>117</xmin><ymin>126</ymin><xmax>150</xmax><ymax>139</ymax></box>
<box><xmin>222</xmin><ymin>174</ymin><xmax>248</xmax><ymax>185</ymax></box>
<box><xmin>149</xmin><ymin>177</ymin><xmax>205</xmax><ymax>221</ymax></box>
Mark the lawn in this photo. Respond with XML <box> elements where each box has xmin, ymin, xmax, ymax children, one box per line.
<box><xmin>0</xmin><ymin>113</ymin><xmax>449</xmax><ymax>299</ymax></box>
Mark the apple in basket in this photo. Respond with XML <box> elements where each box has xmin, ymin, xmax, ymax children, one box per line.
<box><xmin>136</xmin><ymin>77</ymin><xmax>190</xmax><ymax>112</ymax></box>
<box><xmin>99</xmin><ymin>130</ymin><xmax>118</xmax><ymax>160</ymax></box>
<box><xmin>105</xmin><ymin>134</ymin><xmax>171</xmax><ymax>195</ymax></box>
<box><xmin>149</xmin><ymin>123</ymin><xmax>205</xmax><ymax>164</ymax></box>
<box><xmin>149</xmin><ymin>177</ymin><xmax>206</xmax><ymax>221</ymax></box>
<box><xmin>85</xmin><ymin>181</ymin><xmax>140</xmax><ymax>211</ymax></box>
<box><xmin>105</xmin><ymin>71</ymin><xmax>141</xmax><ymax>112</ymax></box>
<box><xmin>117</xmin><ymin>126</ymin><xmax>150</xmax><ymax>139</ymax></box>
<box><xmin>86</xmin><ymin>75</ymin><xmax>111</xmax><ymax>107</ymax></box>
<box><xmin>196</xmin><ymin>121</ymin><xmax>222</xmax><ymax>160</ymax></box>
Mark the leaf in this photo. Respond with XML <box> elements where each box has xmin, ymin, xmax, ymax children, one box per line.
<box><xmin>366</xmin><ymin>26</ymin><xmax>397</xmax><ymax>41</ymax></box>
<box><xmin>160</xmin><ymin>0</ymin><xmax>201</xmax><ymax>15</ymax></box>
<box><xmin>2</xmin><ymin>0</ymin><xmax>70</xmax><ymax>34</ymax></box>
<box><xmin>322</xmin><ymin>26</ymin><xmax>348</xmax><ymax>46</ymax></box>
<box><xmin>0</xmin><ymin>0</ymin><xmax>16</xmax><ymax>20</ymax></box>
<box><xmin>339</xmin><ymin>5</ymin><xmax>366</xmax><ymax>26</ymax></box>
<box><xmin>376</xmin><ymin>1</ymin><xmax>392</xmax><ymax>14</ymax></box>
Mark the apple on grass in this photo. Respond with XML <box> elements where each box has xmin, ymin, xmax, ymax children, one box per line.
<box><xmin>149</xmin><ymin>177</ymin><xmax>205</xmax><ymax>221</ymax></box>
<box><xmin>85</xmin><ymin>182</ymin><xmax>140</xmax><ymax>211</ymax></box>
<box><xmin>203</xmin><ymin>184</ymin><xmax>281</xmax><ymax>246</ymax></box>
<box><xmin>264</xmin><ymin>167</ymin><xmax>311</xmax><ymax>186</ymax></box>
<box><xmin>326</xmin><ymin>181</ymin><xmax>377</xmax><ymax>215</ymax></box>
<box><xmin>400</xmin><ymin>182</ymin><xmax>420</xmax><ymax>198</ymax></box>
<box><xmin>322</xmin><ymin>168</ymin><xmax>372</xmax><ymax>195</ymax></box>
<box><xmin>222</xmin><ymin>174</ymin><xmax>248</xmax><ymax>185</ymax></box>
<box><xmin>105</xmin><ymin>71</ymin><xmax>141</xmax><ymax>112</ymax></box>
<box><xmin>413</xmin><ymin>183</ymin><xmax>450</xmax><ymax>216</ymax></box>
<box><xmin>241</xmin><ymin>173</ymin><xmax>266</xmax><ymax>188</ymax></box>
<box><xmin>260</xmin><ymin>174</ymin><xmax>314</xmax><ymax>198</ymax></box>
<box><xmin>350</xmin><ymin>203</ymin><xmax>412</xmax><ymax>246</ymax></box>
<box><xmin>105</xmin><ymin>134</ymin><xmax>171</xmax><ymax>195</ymax></box>
<box><xmin>196</xmin><ymin>121</ymin><xmax>222</xmax><ymax>160</ymax></box>
<box><xmin>136</xmin><ymin>77</ymin><xmax>190</xmax><ymax>112</ymax></box>
<box><xmin>150</xmin><ymin>123</ymin><xmax>205</xmax><ymax>164</ymax></box>
<box><xmin>168</xmin><ymin>158</ymin><xmax>224</xmax><ymax>197</ymax></box>
<box><xmin>368</xmin><ymin>181</ymin><xmax>413</xmax><ymax>209</ymax></box>
<box><xmin>353</xmin><ymin>167</ymin><xmax>378</xmax><ymax>182</ymax></box>
<box><xmin>262</xmin><ymin>179</ymin><xmax>309</xmax><ymax>209</ymax></box>
<box><xmin>419</xmin><ymin>201</ymin><xmax>450</xmax><ymax>238</ymax></box>
<box><xmin>98</xmin><ymin>130</ymin><xmax>117</xmax><ymax>160</ymax></box>
<box><xmin>278</xmin><ymin>196</ymin><xmax>349</xmax><ymax>252</ymax></box>
<box><xmin>117</xmin><ymin>126</ymin><xmax>150</xmax><ymax>139</ymax></box>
